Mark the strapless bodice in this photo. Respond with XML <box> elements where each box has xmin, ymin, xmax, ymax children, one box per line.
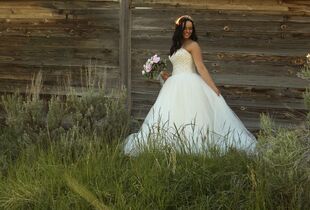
<box><xmin>169</xmin><ymin>48</ymin><xmax>197</xmax><ymax>75</ymax></box>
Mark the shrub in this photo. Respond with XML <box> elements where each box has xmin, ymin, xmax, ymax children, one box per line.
<box><xmin>0</xmin><ymin>70</ymin><xmax>130</xmax><ymax>174</ymax></box>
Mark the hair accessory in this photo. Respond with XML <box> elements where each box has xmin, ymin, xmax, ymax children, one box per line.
<box><xmin>175</xmin><ymin>15</ymin><xmax>193</xmax><ymax>26</ymax></box>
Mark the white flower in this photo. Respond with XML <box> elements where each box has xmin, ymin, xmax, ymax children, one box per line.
<box><xmin>306</xmin><ymin>53</ymin><xmax>310</xmax><ymax>63</ymax></box>
<box><xmin>142</xmin><ymin>70</ymin><xmax>146</xmax><ymax>75</ymax></box>
<box><xmin>145</xmin><ymin>63</ymin><xmax>152</xmax><ymax>72</ymax></box>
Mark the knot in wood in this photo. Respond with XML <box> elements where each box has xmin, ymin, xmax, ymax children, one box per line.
<box><xmin>223</xmin><ymin>26</ymin><xmax>230</xmax><ymax>31</ymax></box>
<box><xmin>280</xmin><ymin>24</ymin><xmax>287</xmax><ymax>30</ymax></box>
<box><xmin>217</xmin><ymin>53</ymin><xmax>224</xmax><ymax>59</ymax></box>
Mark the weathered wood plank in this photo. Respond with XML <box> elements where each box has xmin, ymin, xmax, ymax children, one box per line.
<box><xmin>132</xmin><ymin>62</ymin><xmax>300</xmax><ymax>77</ymax></box>
<box><xmin>0</xmin><ymin>27</ymin><xmax>112</xmax><ymax>39</ymax></box>
<box><xmin>132</xmin><ymin>36</ymin><xmax>310</xmax><ymax>52</ymax></box>
<box><xmin>131</xmin><ymin>49</ymin><xmax>306</xmax><ymax>65</ymax></box>
<box><xmin>132</xmin><ymin>8</ymin><xmax>310</xmax><ymax>23</ymax></box>
<box><xmin>131</xmin><ymin>30</ymin><xmax>310</xmax><ymax>41</ymax></box>
<box><xmin>131</xmin><ymin>50</ymin><xmax>305</xmax><ymax>77</ymax></box>
<box><xmin>133</xmin><ymin>0</ymin><xmax>280</xmax><ymax>4</ymax></box>
<box><xmin>212</xmin><ymin>74</ymin><xmax>308</xmax><ymax>89</ymax></box>
<box><xmin>132</xmin><ymin>0</ymin><xmax>310</xmax><ymax>14</ymax></box>
<box><xmin>0</xmin><ymin>71</ymin><xmax>121</xmax><ymax>94</ymax></box>
<box><xmin>132</xmin><ymin>2</ymin><xmax>289</xmax><ymax>13</ymax></box>
<box><xmin>0</xmin><ymin>1</ymin><xmax>119</xmax><ymax>10</ymax></box>
<box><xmin>0</xmin><ymin>36</ymin><xmax>119</xmax><ymax>49</ymax></box>
<box><xmin>0</xmin><ymin>3</ymin><xmax>120</xmax><ymax>19</ymax></box>
<box><xmin>0</xmin><ymin>19</ymin><xmax>119</xmax><ymax>31</ymax></box>
<box><xmin>132</xmin><ymin>18</ymin><xmax>310</xmax><ymax>34</ymax></box>
<box><xmin>134</xmin><ymin>74</ymin><xmax>308</xmax><ymax>89</ymax></box>
<box><xmin>0</xmin><ymin>47</ymin><xmax>119</xmax><ymax>67</ymax></box>
<box><xmin>0</xmin><ymin>56</ymin><xmax>118</xmax><ymax>68</ymax></box>
<box><xmin>0</xmin><ymin>64</ymin><xmax>120</xmax><ymax>81</ymax></box>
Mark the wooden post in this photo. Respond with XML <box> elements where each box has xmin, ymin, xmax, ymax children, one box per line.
<box><xmin>119</xmin><ymin>0</ymin><xmax>132</xmax><ymax>114</ymax></box>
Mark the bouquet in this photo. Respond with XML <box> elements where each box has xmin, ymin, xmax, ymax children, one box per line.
<box><xmin>142</xmin><ymin>54</ymin><xmax>170</xmax><ymax>83</ymax></box>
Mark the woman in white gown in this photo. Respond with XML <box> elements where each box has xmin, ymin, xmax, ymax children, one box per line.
<box><xmin>124</xmin><ymin>15</ymin><xmax>256</xmax><ymax>155</ymax></box>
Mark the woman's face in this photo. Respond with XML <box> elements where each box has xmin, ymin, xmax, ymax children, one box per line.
<box><xmin>182</xmin><ymin>21</ymin><xmax>193</xmax><ymax>40</ymax></box>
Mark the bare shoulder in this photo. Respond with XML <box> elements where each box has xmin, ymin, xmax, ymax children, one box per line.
<box><xmin>187</xmin><ymin>41</ymin><xmax>201</xmax><ymax>53</ymax></box>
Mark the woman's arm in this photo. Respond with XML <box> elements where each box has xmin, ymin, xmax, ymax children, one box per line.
<box><xmin>188</xmin><ymin>42</ymin><xmax>221</xmax><ymax>96</ymax></box>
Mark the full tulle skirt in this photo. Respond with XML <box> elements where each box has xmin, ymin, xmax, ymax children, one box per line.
<box><xmin>124</xmin><ymin>72</ymin><xmax>256</xmax><ymax>155</ymax></box>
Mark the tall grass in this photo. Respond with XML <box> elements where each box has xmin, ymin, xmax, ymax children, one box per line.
<box><xmin>0</xmin><ymin>58</ymin><xmax>309</xmax><ymax>210</ymax></box>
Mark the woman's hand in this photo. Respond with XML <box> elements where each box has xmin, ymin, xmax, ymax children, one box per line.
<box><xmin>160</xmin><ymin>70</ymin><xmax>170</xmax><ymax>81</ymax></box>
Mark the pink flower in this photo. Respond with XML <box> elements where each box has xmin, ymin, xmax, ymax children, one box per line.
<box><xmin>151</xmin><ymin>54</ymin><xmax>160</xmax><ymax>64</ymax></box>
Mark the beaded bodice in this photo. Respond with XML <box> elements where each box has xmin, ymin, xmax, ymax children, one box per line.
<box><xmin>169</xmin><ymin>48</ymin><xmax>196</xmax><ymax>75</ymax></box>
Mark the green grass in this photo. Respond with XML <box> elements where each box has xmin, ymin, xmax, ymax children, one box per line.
<box><xmin>0</xmin><ymin>126</ymin><xmax>309</xmax><ymax>210</ymax></box>
<box><xmin>0</xmin><ymin>67</ymin><xmax>309</xmax><ymax>210</ymax></box>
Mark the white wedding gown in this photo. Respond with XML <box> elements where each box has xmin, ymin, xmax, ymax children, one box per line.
<box><xmin>124</xmin><ymin>47</ymin><xmax>256</xmax><ymax>155</ymax></box>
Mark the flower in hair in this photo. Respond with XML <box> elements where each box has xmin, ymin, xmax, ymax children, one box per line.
<box><xmin>175</xmin><ymin>15</ymin><xmax>193</xmax><ymax>26</ymax></box>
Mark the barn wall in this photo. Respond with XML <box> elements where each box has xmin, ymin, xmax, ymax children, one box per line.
<box><xmin>0</xmin><ymin>0</ymin><xmax>309</xmax><ymax>131</ymax></box>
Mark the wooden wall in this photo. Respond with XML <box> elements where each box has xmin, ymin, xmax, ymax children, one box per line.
<box><xmin>0</xmin><ymin>0</ymin><xmax>309</xmax><ymax>132</ymax></box>
<box><xmin>0</xmin><ymin>0</ymin><xmax>120</xmax><ymax>95</ymax></box>
<box><xmin>130</xmin><ymin>1</ymin><xmax>310</xmax><ymax>131</ymax></box>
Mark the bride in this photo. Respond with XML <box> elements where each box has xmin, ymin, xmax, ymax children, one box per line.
<box><xmin>124</xmin><ymin>15</ymin><xmax>256</xmax><ymax>155</ymax></box>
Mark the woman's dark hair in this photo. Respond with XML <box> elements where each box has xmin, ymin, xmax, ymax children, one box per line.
<box><xmin>169</xmin><ymin>16</ymin><xmax>198</xmax><ymax>56</ymax></box>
